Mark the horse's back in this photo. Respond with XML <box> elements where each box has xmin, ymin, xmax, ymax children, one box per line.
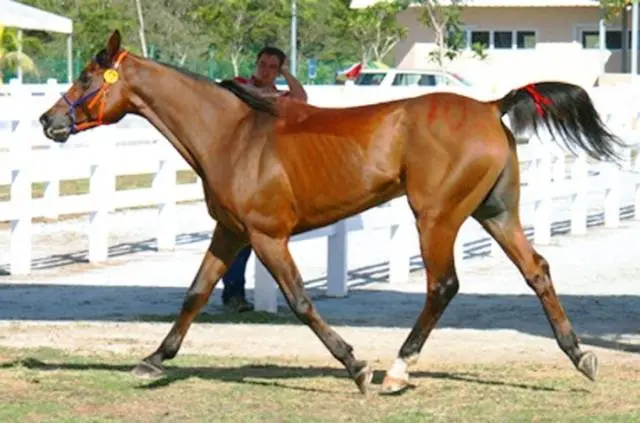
<box><xmin>266</xmin><ymin>98</ymin><xmax>412</xmax><ymax>230</ymax></box>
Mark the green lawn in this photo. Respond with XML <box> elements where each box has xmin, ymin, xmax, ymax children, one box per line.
<box><xmin>0</xmin><ymin>170</ymin><xmax>199</xmax><ymax>201</ymax></box>
<box><xmin>0</xmin><ymin>346</ymin><xmax>638</xmax><ymax>422</ymax></box>
<box><xmin>0</xmin><ymin>170</ymin><xmax>200</xmax><ymax>225</ymax></box>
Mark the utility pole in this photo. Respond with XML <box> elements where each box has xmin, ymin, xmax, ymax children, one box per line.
<box><xmin>135</xmin><ymin>0</ymin><xmax>148</xmax><ymax>57</ymax></box>
<box><xmin>290</xmin><ymin>0</ymin><xmax>297</xmax><ymax>77</ymax></box>
<box><xmin>632</xmin><ymin>0</ymin><xmax>638</xmax><ymax>75</ymax></box>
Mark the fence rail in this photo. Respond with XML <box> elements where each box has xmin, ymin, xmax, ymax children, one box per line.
<box><xmin>1</xmin><ymin>80</ymin><xmax>639</xmax><ymax>313</ymax></box>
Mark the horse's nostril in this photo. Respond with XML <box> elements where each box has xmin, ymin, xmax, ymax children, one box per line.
<box><xmin>39</xmin><ymin>114</ymin><xmax>50</xmax><ymax>127</ymax></box>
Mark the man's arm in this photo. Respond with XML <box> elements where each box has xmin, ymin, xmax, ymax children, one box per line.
<box><xmin>280</xmin><ymin>60</ymin><xmax>308</xmax><ymax>103</ymax></box>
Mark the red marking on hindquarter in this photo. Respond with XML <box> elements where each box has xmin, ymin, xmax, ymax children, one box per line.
<box><xmin>427</xmin><ymin>103</ymin><xmax>437</xmax><ymax>123</ymax></box>
<box><xmin>452</xmin><ymin>97</ymin><xmax>466</xmax><ymax>132</ymax></box>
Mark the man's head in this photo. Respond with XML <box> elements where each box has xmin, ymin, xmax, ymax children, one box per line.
<box><xmin>254</xmin><ymin>46</ymin><xmax>286</xmax><ymax>85</ymax></box>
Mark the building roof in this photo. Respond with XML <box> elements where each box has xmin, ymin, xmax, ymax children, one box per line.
<box><xmin>350</xmin><ymin>0</ymin><xmax>601</xmax><ymax>9</ymax></box>
<box><xmin>0</xmin><ymin>0</ymin><xmax>73</xmax><ymax>34</ymax></box>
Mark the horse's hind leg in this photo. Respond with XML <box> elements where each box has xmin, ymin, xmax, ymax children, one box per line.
<box><xmin>475</xmin><ymin>211</ymin><xmax>597</xmax><ymax>381</ymax></box>
<box><xmin>248</xmin><ymin>230</ymin><xmax>373</xmax><ymax>394</ymax></box>
<box><xmin>131</xmin><ymin>224</ymin><xmax>246</xmax><ymax>379</ymax></box>
<box><xmin>381</xmin><ymin>213</ymin><xmax>461</xmax><ymax>394</ymax></box>
<box><xmin>472</xmin><ymin>147</ymin><xmax>598</xmax><ymax>382</ymax></box>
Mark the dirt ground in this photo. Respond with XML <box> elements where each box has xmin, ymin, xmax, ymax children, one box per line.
<box><xmin>0</xmin><ymin>203</ymin><xmax>638</xmax><ymax>372</ymax></box>
<box><xmin>0</xmin><ymin>320</ymin><xmax>636</xmax><ymax>376</ymax></box>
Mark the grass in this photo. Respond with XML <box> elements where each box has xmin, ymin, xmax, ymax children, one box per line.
<box><xmin>0</xmin><ymin>346</ymin><xmax>638</xmax><ymax>422</ymax></box>
<box><xmin>136</xmin><ymin>309</ymin><xmax>301</xmax><ymax>325</ymax></box>
<box><xmin>0</xmin><ymin>170</ymin><xmax>200</xmax><ymax>226</ymax></box>
<box><xmin>0</xmin><ymin>170</ymin><xmax>199</xmax><ymax>202</ymax></box>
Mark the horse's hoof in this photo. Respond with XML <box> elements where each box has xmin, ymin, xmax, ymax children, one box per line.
<box><xmin>577</xmin><ymin>351</ymin><xmax>598</xmax><ymax>382</ymax></box>
<box><xmin>380</xmin><ymin>375</ymin><xmax>412</xmax><ymax>395</ymax></box>
<box><xmin>131</xmin><ymin>360</ymin><xmax>165</xmax><ymax>380</ymax></box>
<box><xmin>353</xmin><ymin>362</ymin><xmax>373</xmax><ymax>395</ymax></box>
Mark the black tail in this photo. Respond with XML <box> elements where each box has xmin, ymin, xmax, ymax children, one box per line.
<box><xmin>497</xmin><ymin>82</ymin><xmax>627</xmax><ymax>162</ymax></box>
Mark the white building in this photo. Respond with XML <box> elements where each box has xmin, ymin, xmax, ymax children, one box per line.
<box><xmin>350</xmin><ymin>0</ymin><xmax>640</xmax><ymax>91</ymax></box>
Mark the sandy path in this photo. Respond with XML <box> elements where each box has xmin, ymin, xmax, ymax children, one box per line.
<box><xmin>0</xmin><ymin>203</ymin><xmax>638</xmax><ymax>369</ymax></box>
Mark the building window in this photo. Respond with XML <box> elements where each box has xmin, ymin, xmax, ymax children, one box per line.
<box><xmin>606</xmin><ymin>31</ymin><xmax>623</xmax><ymax>49</ymax></box>
<box><xmin>465</xmin><ymin>29</ymin><xmax>536</xmax><ymax>50</ymax></box>
<box><xmin>581</xmin><ymin>29</ymin><xmax>640</xmax><ymax>49</ymax></box>
<box><xmin>494</xmin><ymin>31</ymin><xmax>513</xmax><ymax>49</ymax></box>
<box><xmin>582</xmin><ymin>30</ymin><xmax>599</xmax><ymax>48</ymax></box>
<box><xmin>517</xmin><ymin>31</ymin><xmax>536</xmax><ymax>49</ymax></box>
<box><xmin>470</xmin><ymin>31</ymin><xmax>490</xmax><ymax>49</ymax></box>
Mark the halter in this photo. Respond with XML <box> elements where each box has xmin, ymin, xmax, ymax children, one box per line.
<box><xmin>62</xmin><ymin>50</ymin><xmax>129</xmax><ymax>133</ymax></box>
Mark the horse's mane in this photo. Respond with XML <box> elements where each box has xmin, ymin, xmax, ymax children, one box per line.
<box><xmin>94</xmin><ymin>49</ymin><xmax>278</xmax><ymax>117</ymax></box>
<box><xmin>159</xmin><ymin>61</ymin><xmax>279</xmax><ymax>117</ymax></box>
<box><xmin>216</xmin><ymin>79</ymin><xmax>279</xmax><ymax>117</ymax></box>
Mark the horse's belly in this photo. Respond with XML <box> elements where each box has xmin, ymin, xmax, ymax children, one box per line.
<box><xmin>292</xmin><ymin>176</ymin><xmax>403</xmax><ymax>233</ymax></box>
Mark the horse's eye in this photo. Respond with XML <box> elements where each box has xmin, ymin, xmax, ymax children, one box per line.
<box><xmin>78</xmin><ymin>72</ymin><xmax>90</xmax><ymax>86</ymax></box>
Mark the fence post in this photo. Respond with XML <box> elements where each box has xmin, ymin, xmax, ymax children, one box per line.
<box><xmin>388</xmin><ymin>223</ymin><xmax>411</xmax><ymax>283</ymax></box>
<box><xmin>253</xmin><ymin>255</ymin><xmax>279</xmax><ymax>313</ymax></box>
<box><xmin>326</xmin><ymin>220</ymin><xmax>348</xmax><ymax>297</ymax></box>
<box><xmin>533</xmin><ymin>147</ymin><xmax>552</xmax><ymax>245</ymax></box>
<box><xmin>153</xmin><ymin>146</ymin><xmax>177</xmax><ymax>251</ymax></box>
<box><xmin>9</xmin><ymin>121</ymin><xmax>32</xmax><ymax>276</ymax></box>
<box><xmin>570</xmin><ymin>151</ymin><xmax>588</xmax><ymax>235</ymax></box>
<box><xmin>634</xmin><ymin>148</ymin><xmax>640</xmax><ymax>220</ymax></box>
<box><xmin>88</xmin><ymin>135</ymin><xmax>114</xmax><ymax>263</ymax></box>
<box><xmin>388</xmin><ymin>199</ymin><xmax>411</xmax><ymax>284</ymax></box>
<box><xmin>42</xmin><ymin>144</ymin><xmax>60</xmax><ymax>220</ymax></box>
<box><xmin>42</xmin><ymin>79</ymin><xmax>61</xmax><ymax>220</ymax></box>
<box><xmin>603</xmin><ymin>161</ymin><xmax>621</xmax><ymax>228</ymax></box>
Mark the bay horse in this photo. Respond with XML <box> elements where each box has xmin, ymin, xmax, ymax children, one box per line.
<box><xmin>39</xmin><ymin>30</ymin><xmax>625</xmax><ymax>395</ymax></box>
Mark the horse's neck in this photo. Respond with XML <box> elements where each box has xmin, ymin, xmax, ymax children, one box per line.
<box><xmin>127</xmin><ymin>59</ymin><xmax>242</xmax><ymax>176</ymax></box>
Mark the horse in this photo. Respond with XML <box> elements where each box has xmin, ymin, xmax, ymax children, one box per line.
<box><xmin>39</xmin><ymin>30</ymin><xmax>626</xmax><ymax>395</ymax></box>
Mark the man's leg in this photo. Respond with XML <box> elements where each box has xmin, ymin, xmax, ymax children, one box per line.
<box><xmin>221</xmin><ymin>245</ymin><xmax>254</xmax><ymax>312</ymax></box>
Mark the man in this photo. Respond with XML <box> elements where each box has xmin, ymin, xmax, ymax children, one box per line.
<box><xmin>233</xmin><ymin>46</ymin><xmax>308</xmax><ymax>102</ymax></box>
<box><xmin>221</xmin><ymin>46</ymin><xmax>308</xmax><ymax>313</ymax></box>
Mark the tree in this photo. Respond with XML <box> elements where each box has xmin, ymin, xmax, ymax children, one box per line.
<box><xmin>134</xmin><ymin>0</ymin><xmax>206</xmax><ymax>65</ymax></box>
<box><xmin>599</xmin><ymin>0</ymin><xmax>634</xmax><ymax>72</ymax></box>
<box><xmin>599</xmin><ymin>0</ymin><xmax>632</xmax><ymax>23</ymax></box>
<box><xmin>193</xmin><ymin>0</ymin><xmax>284</xmax><ymax>76</ymax></box>
<box><xmin>346</xmin><ymin>0</ymin><xmax>410</xmax><ymax>65</ymax></box>
<box><xmin>418</xmin><ymin>0</ymin><xmax>473</xmax><ymax>70</ymax></box>
<box><xmin>0</xmin><ymin>24</ymin><xmax>39</xmax><ymax>83</ymax></box>
<box><xmin>291</xmin><ymin>0</ymin><xmax>351</xmax><ymax>61</ymax></box>
<box><xmin>20</xmin><ymin>0</ymin><xmax>139</xmax><ymax>62</ymax></box>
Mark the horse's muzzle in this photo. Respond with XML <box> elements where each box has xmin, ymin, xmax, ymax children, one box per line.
<box><xmin>39</xmin><ymin>112</ymin><xmax>72</xmax><ymax>143</ymax></box>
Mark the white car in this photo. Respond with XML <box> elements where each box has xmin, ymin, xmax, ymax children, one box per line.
<box><xmin>350</xmin><ymin>68</ymin><xmax>473</xmax><ymax>88</ymax></box>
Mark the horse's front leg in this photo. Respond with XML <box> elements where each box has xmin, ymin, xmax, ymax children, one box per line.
<box><xmin>132</xmin><ymin>224</ymin><xmax>246</xmax><ymax>379</ymax></box>
<box><xmin>249</xmin><ymin>230</ymin><xmax>373</xmax><ymax>394</ymax></box>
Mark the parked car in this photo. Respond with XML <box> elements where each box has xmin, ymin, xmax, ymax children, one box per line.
<box><xmin>350</xmin><ymin>68</ymin><xmax>473</xmax><ymax>88</ymax></box>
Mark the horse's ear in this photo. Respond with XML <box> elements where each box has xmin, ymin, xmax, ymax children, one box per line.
<box><xmin>106</xmin><ymin>30</ymin><xmax>121</xmax><ymax>61</ymax></box>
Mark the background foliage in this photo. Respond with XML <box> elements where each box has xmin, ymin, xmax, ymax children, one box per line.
<box><xmin>2</xmin><ymin>0</ymin><xmax>472</xmax><ymax>84</ymax></box>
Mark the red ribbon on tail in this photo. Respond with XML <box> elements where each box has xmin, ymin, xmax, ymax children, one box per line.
<box><xmin>523</xmin><ymin>84</ymin><xmax>553</xmax><ymax>117</ymax></box>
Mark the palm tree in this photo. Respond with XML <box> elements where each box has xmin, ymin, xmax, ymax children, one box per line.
<box><xmin>0</xmin><ymin>23</ymin><xmax>38</xmax><ymax>84</ymax></box>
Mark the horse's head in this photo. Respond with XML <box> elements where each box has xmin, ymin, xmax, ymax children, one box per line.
<box><xmin>40</xmin><ymin>30</ymin><xmax>131</xmax><ymax>143</ymax></box>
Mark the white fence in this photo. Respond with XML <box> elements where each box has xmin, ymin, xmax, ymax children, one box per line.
<box><xmin>1</xmin><ymin>80</ymin><xmax>639</xmax><ymax>314</ymax></box>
